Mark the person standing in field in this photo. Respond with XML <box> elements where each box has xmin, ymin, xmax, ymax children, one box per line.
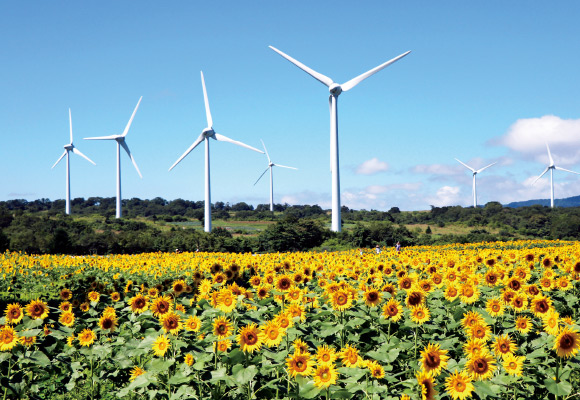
<box><xmin>396</xmin><ymin>241</ymin><xmax>401</xmax><ymax>253</ymax></box>
<box><xmin>375</xmin><ymin>245</ymin><xmax>381</xmax><ymax>254</ymax></box>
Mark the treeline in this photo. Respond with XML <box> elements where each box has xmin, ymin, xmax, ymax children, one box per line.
<box><xmin>0</xmin><ymin>198</ymin><xmax>579</xmax><ymax>254</ymax></box>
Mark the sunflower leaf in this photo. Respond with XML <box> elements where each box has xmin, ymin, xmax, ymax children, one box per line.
<box><xmin>544</xmin><ymin>379</ymin><xmax>572</xmax><ymax>397</ymax></box>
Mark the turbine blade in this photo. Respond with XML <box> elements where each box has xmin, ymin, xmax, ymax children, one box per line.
<box><xmin>122</xmin><ymin>96</ymin><xmax>143</xmax><ymax>137</ymax></box>
<box><xmin>341</xmin><ymin>51</ymin><xmax>411</xmax><ymax>92</ymax></box>
<box><xmin>254</xmin><ymin>167</ymin><xmax>269</xmax><ymax>185</ymax></box>
<box><xmin>546</xmin><ymin>143</ymin><xmax>554</xmax><ymax>166</ymax></box>
<box><xmin>269</xmin><ymin>45</ymin><xmax>334</xmax><ymax>87</ymax></box>
<box><xmin>52</xmin><ymin>151</ymin><xmax>67</xmax><ymax>169</ymax></box>
<box><xmin>84</xmin><ymin>135</ymin><xmax>119</xmax><ymax>140</ymax></box>
<box><xmin>120</xmin><ymin>140</ymin><xmax>143</xmax><ymax>178</ymax></box>
<box><xmin>200</xmin><ymin>71</ymin><xmax>213</xmax><ymax>128</ymax></box>
<box><xmin>476</xmin><ymin>162</ymin><xmax>497</xmax><ymax>174</ymax></box>
<box><xmin>532</xmin><ymin>167</ymin><xmax>550</xmax><ymax>185</ymax></box>
<box><xmin>71</xmin><ymin>147</ymin><xmax>96</xmax><ymax>165</ymax></box>
<box><xmin>168</xmin><ymin>133</ymin><xmax>205</xmax><ymax>171</ymax></box>
<box><xmin>260</xmin><ymin>139</ymin><xmax>271</xmax><ymax>163</ymax></box>
<box><xmin>273</xmin><ymin>163</ymin><xmax>298</xmax><ymax>170</ymax></box>
<box><xmin>214</xmin><ymin>133</ymin><xmax>264</xmax><ymax>153</ymax></box>
<box><xmin>329</xmin><ymin>95</ymin><xmax>333</xmax><ymax>172</ymax></box>
<box><xmin>555</xmin><ymin>166</ymin><xmax>580</xmax><ymax>175</ymax></box>
<box><xmin>454</xmin><ymin>158</ymin><xmax>475</xmax><ymax>172</ymax></box>
<box><xmin>69</xmin><ymin>108</ymin><xmax>73</xmax><ymax>143</ymax></box>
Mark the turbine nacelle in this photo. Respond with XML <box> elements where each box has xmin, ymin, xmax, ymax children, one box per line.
<box><xmin>203</xmin><ymin>127</ymin><xmax>215</xmax><ymax>138</ymax></box>
<box><xmin>329</xmin><ymin>83</ymin><xmax>342</xmax><ymax>97</ymax></box>
<box><xmin>64</xmin><ymin>144</ymin><xmax>74</xmax><ymax>151</ymax></box>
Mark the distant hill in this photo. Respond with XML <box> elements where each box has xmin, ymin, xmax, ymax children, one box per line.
<box><xmin>504</xmin><ymin>195</ymin><xmax>580</xmax><ymax>208</ymax></box>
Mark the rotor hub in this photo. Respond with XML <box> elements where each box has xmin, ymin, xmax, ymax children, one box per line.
<box><xmin>329</xmin><ymin>83</ymin><xmax>342</xmax><ymax>96</ymax></box>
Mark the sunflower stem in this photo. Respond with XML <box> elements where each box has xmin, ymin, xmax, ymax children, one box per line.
<box><xmin>2</xmin><ymin>358</ymin><xmax>12</xmax><ymax>400</ymax></box>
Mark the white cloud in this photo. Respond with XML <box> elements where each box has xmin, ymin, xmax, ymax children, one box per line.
<box><xmin>494</xmin><ymin>115</ymin><xmax>580</xmax><ymax>165</ymax></box>
<box><xmin>355</xmin><ymin>158</ymin><xmax>389</xmax><ymax>175</ymax></box>
<box><xmin>412</xmin><ymin>163</ymin><xmax>462</xmax><ymax>176</ymax></box>
<box><xmin>426</xmin><ymin>186</ymin><xmax>462</xmax><ymax>207</ymax></box>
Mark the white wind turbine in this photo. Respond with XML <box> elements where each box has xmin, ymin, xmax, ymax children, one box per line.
<box><xmin>254</xmin><ymin>139</ymin><xmax>297</xmax><ymax>212</ymax></box>
<box><xmin>533</xmin><ymin>143</ymin><xmax>580</xmax><ymax>208</ymax></box>
<box><xmin>455</xmin><ymin>158</ymin><xmax>496</xmax><ymax>208</ymax></box>
<box><xmin>52</xmin><ymin>109</ymin><xmax>96</xmax><ymax>214</ymax></box>
<box><xmin>169</xmin><ymin>71</ymin><xmax>263</xmax><ymax>233</ymax></box>
<box><xmin>269</xmin><ymin>46</ymin><xmax>410</xmax><ymax>232</ymax></box>
<box><xmin>84</xmin><ymin>97</ymin><xmax>143</xmax><ymax>218</ymax></box>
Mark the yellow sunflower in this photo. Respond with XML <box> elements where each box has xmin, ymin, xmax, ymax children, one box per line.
<box><xmin>445</xmin><ymin>370</ymin><xmax>474</xmax><ymax>400</ymax></box>
<box><xmin>515</xmin><ymin>315</ymin><xmax>532</xmax><ymax>335</ymax></box>
<box><xmin>469</xmin><ymin>324</ymin><xmax>491</xmax><ymax>342</ymax></box>
<box><xmin>25</xmin><ymin>299</ymin><xmax>49</xmax><ymax>320</ymax></box>
<box><xmin>492</xmin><ymin>334</ymin><xmax>517</xmax><ymax>359</ymax></box>
<box><xmin>553</xmin><ymin>326</ymin><xmax>580</xmax><ymax>358</ymax></box>
<box><xmin>160</xmin><ymin>312</ymin><xmax>182</xmax><ymax>335</ymax></box>
<box><xmin>59</xmin><ymin>311</ymin><xmax>75</xmax><ymax>327</ymax></box>
<box><xmin>128</xmin><ymin>294</ymin><xmax>149</xmax><ymax>314</ymax></box>
<box><xmin>313</xmin><ymin>364</ymin><xmax>338</xmax><ymax>388</ymax></box>
<box><xmin>420</xmin><ymin>343</ymin><xmax>449</xmax><ymax>377</ymax></box>
<box><xmin>485</xmin><ymin>297</ymin><xmax>504</xmax><ymax>318</ymax></box>
<box><xmin>59</xmin><ymin>288</ymin><xmax>73</xmax><ymax>300</ymax></box>
<box><xmin>410</xmin><ymin>304</ymin><xmax>430</xmax><ymax>325</ymax></box>
<box><xmin>77</xmin><ymin>329</ymin><xmax>96</xmax><ymax>347</ymax></box>
<box><xmin>5</xmin><ymin>303</ymin><xmax>23</xmax><ymax>325</ymax></box>
<box><xmin>530</xmin><ymin>295</ymin><xmax>552</xmax><ymax>317</ymax></box>
<box><xmin>416</xmin><ymin>371</ymin><xmax>437</xmax><ymax>400</ymax></box>
<box><xmin>151</xmin><ymin>295</ymin><xmax>173</xmax><ymax>317</ymax></box>
<box><xmin>0</xmin><ymin>326</ymin><xmax>19</xmax><ymax>351</ymax></box>
<box><xmin>466</xmin><ymin>351</ymin><xmax>496</xmax><ymax>381</ymax></box>
<box><xmin>87</xmin><ymin>291</ymin><xmax>100</xmax><ymax>303</ymax></box>
<box><xmin>237</xmin><ymin>323</ymin><xmax>262</xmax><ymax>353</ymax></box>
<box><xmin>382</xmin><ymin>298</ymin><xmax>403</xmax><ymax>322</ymax></box>
<box><xmin>316</xmin><ymin>344</ymin><xmax>337</xmax><ymax>365</ymax></box>
<box><xmin>363</xmin><ymin>288</ymin><xmax>382</xmax><ymax>307</ymax></box>
<box><xmin>20</xmin><ymin>334</ymin><xmax>36</xmax><ymax>347</ymax></box>
<box><xmin>542</xmin><ymin>310</ymin><xmax>561</xmax><ymax>336</ymax></box>
<box><xmin>286</xmin><ymin>352</ymin><xmax>315</xmax><ymax>378</ymax></box>
<box><xmin>502</xmin><ymin>353</ymin><xmax>525</xmax><ymax>376</ymax></box>
<box><xmin>215</xmin><ymin>339</ymin><xmax>232</xmax><ymax>353</ymax></box>
<box><xmin>185</xmin><ymin>315</ymin><xmax>202</xmax><ymax>332</ymax></box>
<box><xmin>261</xmin><ymin>320</ymin><xmax>284</xmax><ymax>348</ymax></box>
<box><xmin>331</xmin><ymin>289</ymin><xmax>353</xmax><ymax>311</ymax></box>
<box><xmin>213</xmin><ymin>316</ymin><xmax>233</xmax><ymax>339</ymax></box>
<box><xmin>340</xmin><ymin>344</ymin><xmax>361</xmax><ymax>368</ymax></box>
<box><xmin>99</xmin><ymin>314</ymin><xmax>118</xmax><ymax>333</ymax></box>
<box><xmin>184</xmin><ymin>353</ymin><xmax>195</xmax><ymax>366</ymax></box>
<box><xmin>152</xmin><ymin>334</ymin><xmax>170</xmax><ymax>357</ymax></box>
<box><xmin>366</xmin><ymin>360</ymin><xmax>385</xmax><ymax>379</ymax></box>
<box><xmin>129</xmin><ymin>366</ymin><xmax>145</xmax><ymax>381</ymax></box>
<box><xmin>216</xmin><ymin>289</ymin><xmax>237</xmax><ymax>313</ymax></box>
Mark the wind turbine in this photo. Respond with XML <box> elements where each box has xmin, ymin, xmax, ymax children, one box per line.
<box><xmin>454</xmin><ymin>158</ymin><xmax>496</xmax><ymax>208</ymax></box>
<box><xmin>269</xmin><ymin>46</ymin><xmax>410</xmax><ymax>232</ymax></box>
<box><xmin>84</xmin><ymin>97</ymin><xmax>143</xmax><ymax>218</ymax></box>
<box><xmin>169</xmin><ymin>71</ymin><xmax>263</xmax><ymax>233</ymax></box>
<box><xmin>52</xmin><ymin>109</ymin><xmax>96</xmax><ymax>214</ymax></box>
<box><xmin>533</xmin><ymin>143</ymin><xmax>580</xmax><ymax>208</ymax></box>
<box><xmin>254</xmin><ymin>139</ymin><xmax>297</xmax><ymax>212</ymax></box>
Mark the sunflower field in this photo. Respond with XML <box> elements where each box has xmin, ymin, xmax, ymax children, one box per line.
<box><xmin>1</xmin><ymin>240</ymin><xmax>580</xmax><ymax>399</ymax></box>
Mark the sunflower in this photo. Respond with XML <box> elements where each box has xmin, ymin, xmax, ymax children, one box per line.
<box><xmin>99</xmin><ymin>314</ymin><xmax>118</xmax><ymax>333</ymax></box>
<box><xmin>340</xmin><ymin>344</ymin><xmax>361</xmax><ymax>367</ymax></box>
<box><xmin>261</xmin><ymin>320</ymin><xmax>284</xmax><ymax>347</ymax></box>
<box><xmin>502</xmin><ymin>353</ymin><xmax>524</xmax><ymax>376</ymax></box>
<box><xmin>445</xmin><ymin>370</ymin><xmax>474</xmax><ymax>400</ymax></box>
<box><xmin>316</xmin><ymin>344</ymin><xmax>337</xmax><ymax>365</ymax></box>
<box><xmin>331</xmin><ymin>289</ymin><xmax>353</xmax><ymax>311</ymax></box>
<box><xmin>237</xmin><ymin>323</ymin><xmax>262</xmax><ymax>353</ymax></box>
<box><xmin>128</xmin><ymin>294</ymin><xmax>149</xmax><ymax>314</ymax></box>
<box><xmin>59</xmin><ymin>301</ymin><xmax>72</xmax><ymax>312</ymax></box>
<box><xmin>184</xmin><ymin>353</ymin><xmax>195</xmax><ymax>366</ymax></box>
<box><xmin>148</xmin><ymin>287</ymin><xmax>159</xmax><ymax>298</ymax></box>
<box><xmin>20</xmin><ymin>334</ymin><xmax>36</xmax><ymax>347</ymax></box>
<box><xmin>77</xmin><ymin>329</ymin><xmax>96</xmax><ymax>347</ymax></box>
<box><xmin>0</xmin><ymin>326</ymin><xmax>19</xmax><ymax>351</ymax></box>
<box><xmin>382</xmin><ymin>298</ymin><xmax>403</xmax><ymax>322</ymax></box>
<box><xmin>366</xmin><ymin>360</ymin><xmax>385</xmax><ymax>379</ymax></box>
<box><xmin>469</xmin><ymin>324</ymin><xmax>491</xmax><ymax>342</ymax></box>
<box><xmin>286</xmin><ymin>352</ymin><xmax>315</xmax><ymax>378</ymax></box>
<box><xmin>483</xmin><ymin>271</ymin><xmax>499</xmax><ymax>286</ymax></box>
<box><xmin>410</xmin><ymin>304</ymin><xmax>430</xmax><ymax>325</ymax></box>
<box><xmin>461</xmin><ymin>311</ymin><xmax>484</xmax><ymax>330</ymax></box>
<box><xmin>287</xmin><ymin>287</ymin><xmax>303</xmax><ymax>303</ymax></box>
<box><xmin>215</xmin><ymin>339</ymin><xmax>232</xmax><ymax>353</ymax></box>
<box><xmin>405</xmin><ymin>289</ymin><xmax>425</xmax><ymax>308</ymax></box>
<box><xmin>493</xmin><ymin>334</ymin><xmax>517</xmax><ymax>359</ymax></box>
<box><xmin>443</xmin><ymin>285</ymin><xmax>459</xmax><ymax>301</ymax></box>
<box><xmin>313</xmin><ymin>364</ymin><xmax>338</xmax><ymax>388</ymax></box>
<box><xmin>420</xmin><ymin>343</ymin><xmax>449</xmax><ymax>377</ymax></box>
<box><xmin>416</xmin><ymin>371</ymin><xmax>437</xmax><ymax>400</ymax></box>
<box><xmin>556</xmin><ymin>276</ymin><xmax>572</xmax><ymax>291</ymax></box>
<box><xmin>293</xmin><ymin>338</ymin><xmax>309</xmax><ymax>354</ymax></box>
<box><xmin>110</xmin><ymin>292</ymin><xmax>121</xmax><ymax>302</ymax></box>
<box><xmin>25</xmin><ymin>299</ymin><xmax>49</xmax><ymax>320</ymax></box>
<box><xmin>152</xmin><ymin>334</ymin><xmax>170</xmax><ymax>357</ymax></box>
<box><xmin>172</xmin><ymin>279</ymin><xmax>187</xmax><ymax>295</ymax></box>
<box><xmin>151</xmin><ymin>295</ymin><xmax>173</xmax><ymax>317</ymax></box>
<box><xmin>275</xmin><ymin>275</ymin><xmax>293</xmax><ymax>292</ymax></box>
<box><xmin>184</xmin><ymin>315</ymin><xmax>201</xmax><ymax>332</ymax></box>
<box><xmin>459</xmin><ymin>284</ymin><xmax>479</xmax><ymax>304</ymax></box>
<box><xmin>553</xmin><ymin>326</ymin><xmax>580</xmax><ymax>358</ymax></box>
<box><xmin>217</xmin><ymin>289</ymin><xmax>237</xmax><ymax>313</ymax></box>
<box><xmin>515</xmin><ymin>316</ymin><xmax>532</xmax><ymax>335</ymax></box>
<box><xmin>249</xmin><ymin>275</ymin><xmax>261</xmax><ymax>287</ymax></box>
<box><xmin>463</xmin><ymin>338</ymin><xmax>487</xmax><ymax>359</ymax></box>
<box><xmin>88</xmin><ymin>291</ymin><xmax>100</xmax><ymax>303</ymax></box>
<box><xmin>466</xmin><ymin>351</ymin><xmax>496</xmax><ymax>381</ymax></box>
<box><xmin>511</xmin><ymin>293</ymin><xmax>528</xmax><ymax>312</ymax></box>
<box><xmin>5</xmin><ymin>303</ymin><xmax>23</xmax><ymax>325</ymax></box>
<box><xmin>59</xmin><ymin>311</ymin><xmax>75</xmax><ymax>327</ymax></box>
<box><xmin>287</xmin><ymin>304</ymin><xmax>306</xmax><ymax>322</ymax></box>
<box><xmin>129</xmin><ymin>366</ymin><xmax>145</xmax><ymax>381</ymax></box>
<box><xmin>531</xmin><ymin>295</ymin><xmax>552</xmax><ymax>317</ymax></box>
<box><xmin>363</xmin><ymin>288</ymin><xmax>382</xmax><ymax>307</ymax></box>
<box><xmin>256</xmin><ymin>285</ymin><xmax>270</xmax><ymax>300</ymax></box>
<box><xmin>485</xmin><ymin>297</ymin><xmax>504</xmax><ymax>318</ymax></box>
<box><xmin>542</xmin><ymin>310</ymin><xmax>561</xmax><ymax>336</ymax></box>
<box><xmin>275</xmin><ymin>312</ymin><xmax>294</xmax><ymax>330</ymax></box>
<box><xmin>59</xmin><ymin>288</ymin><xmax>73</xmax><ymax>301</ymax></box>
<box><xmin>399</xmin><ymin>276</ymin><xmax>413</xmax><ymax>290</ymax></box>
<box><xmin>213</xmin><ymin>316</ymin><xmax>233</xmax><ymax>339</ymax></box>
<box><xmin>160</xmin><ymin>312</ymin><xmax>182</xmax><ymax>335</ymax></box>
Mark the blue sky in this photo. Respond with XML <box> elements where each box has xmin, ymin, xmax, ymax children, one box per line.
<box><xmin>2</xmin><ymin>1</ymin><xmax>580</xmax><ymax>211</ymax></box>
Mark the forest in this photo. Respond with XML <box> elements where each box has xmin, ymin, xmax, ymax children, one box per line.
<box><xmin>0</xmin><ymin>197</ymin><xmax>579</xmax><ymax>254</ymax></box>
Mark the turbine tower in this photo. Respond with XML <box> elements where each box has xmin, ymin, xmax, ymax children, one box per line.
<box><xmin>84</xmin><ymin>97</ymin><xmax>143</xmax><ymax>218</ymax></box>
<box><xmin>455</xmin><ymin>158</ymin><xmax>496</xmax><ymax>208</ymax></box>
<box><xmin>269</xmin><ymin>46</ymin><xmax>410</xmax><ymax>232</ymax></box>
<box><xmin>52</xmin><ymin>109</ymin><xmax>96</xmax><ymax>214</ymax></box>
<box><xmin>254</xmin><ymin>139</ymin><xmax>297</xmax><ymax>212</ymax></box>
<box><xmin>169</xmin><ymin>71</ymin><xmax>263</xmax><ymax>233</ymax></box>
<box><xmin>533</xmin><ymin>143</ymin><xmax>580</xmax><ymax>208</ymax></box>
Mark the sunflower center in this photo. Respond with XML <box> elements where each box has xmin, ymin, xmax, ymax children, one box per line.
<box><xmin>492</xmin><ymin>304</ymin><xmax>500</xmax><ymax>312</ymax></box>
<box><xmin>217</xmin><ymin>324</ymin><xmax>227</xmax><ymax>334</ymax></box>
<box><xmin>245</xmin><ymin>333</ymin><xmax>257</xmax><ymax>345</ymax></box>
<box><xmin>456</xmin><ymin>381</ymin><xmax>466</xmax><ymax>391</ymax></box>
<box><xmin>474</xmin><ymin>359</ymin><xmax>488</xmax><ymax>373</ymax></box>
<box><xmin>425</xmin><ymin>353</ymin><xmax>440</xmax><ymax>368</ymax></box>
<box><xmin>321</xmin><ymin>371</ymin><xmax>330</xmax><ymax>381</ymax></box>
<box><xmin>336</xmin><ymin>295</ymin><xmax>347</xmax><ymax>305</ymax></box>
<box><xmin>408</xmin><ymin>293</ymin><xmax>422</xmax><ymax>306</ymax></box>
<box><xmin>463</xmin><ymin>287</ymin><xmax>474</xmax><ymax>297</ymax></box>
<box><xmin>560</xmin><ymin>334</ymin><xmax>574</xmax><ymax>350</ymax></box>
<box><xmin>295</xmin><ymin>359</ymin><xmax>306</xmax><ymax>371</ymax></box>
<box><xmin>509</xmin><ymin>362</ymin><xmax>516</xmax><ymax>369</ymax></box>
<box><xmin>500</xmin><ymin>343</ymin><xmax>509</xmax><ymax>352</ymax></box>
<box><xmin>268</xmin><ymin>329</ymin><xmax>279</xmax><ymax>339</ymax></box>
<box><xmin>388</xmin><ymin>306</ymin><xmax>398</xmax><ymax>316</ymax></box>
<box><xmin>102</xmin><ymin>319</ymin><xmax>113</xmax><ymax>329</ymax></box>
<box><xmin>368</xmin><ymin>292</ymin><xmax>378</xmax><ymax>301</ymax></box>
